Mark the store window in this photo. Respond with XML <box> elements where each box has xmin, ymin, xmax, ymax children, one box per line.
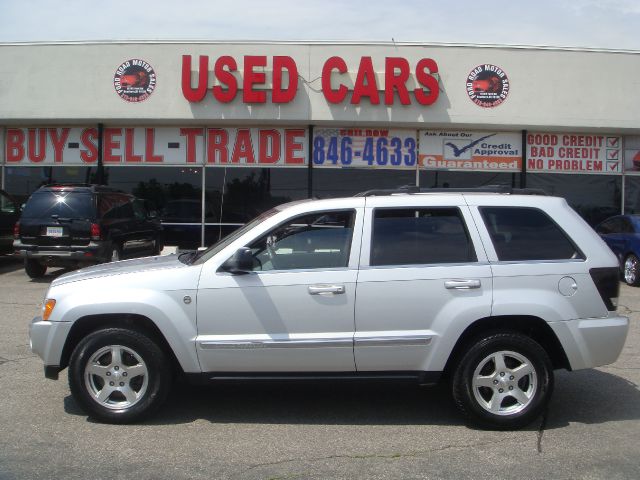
<box><xmin>527</xmin><ymin>174</ymin><xmax>621</xmax><ymax>226</ymax></box>
<box><xmin>106</xmin><ymin>167</ymin><xmax>203</xmax><ymax>248</ymax></box>
<box><xmin>312</xmin><ymin>169</ymin><xmax>416</xmax><ymax>197</ymax></box>
<box><xmin>420</xmin><ymin>171</ymin><xmax>517</xmax><ymax>189</ymax></box>
<box><xmin>624</xmin><ymin>176</ymin><xmax>640</xmax><ymax>214</ymax></box>
<box><xmin>3</xmin><ymin>167</ymin><xmax>91</xmax><ymax>203</ymax></box>
<box><xmin>205</xmin><ymin>167</ymin><xmax>308</xmax><ymax>247</ymax></box>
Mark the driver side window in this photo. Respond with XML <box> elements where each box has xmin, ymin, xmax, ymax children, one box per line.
<box><xmin>247</xmin><ymin>210</ymin><xmax>355</xmax><ymax>271</ymax></box>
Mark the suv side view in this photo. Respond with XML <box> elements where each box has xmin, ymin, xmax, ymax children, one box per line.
<box><xmin>29</xmin><ymin>189</ymin><xmax>629</xmax><ymax>429</ymax></box>
<box><xmin>14</xmin><ymin>184</ymin><xmax>163</xmax><ymax>278</ymax></box>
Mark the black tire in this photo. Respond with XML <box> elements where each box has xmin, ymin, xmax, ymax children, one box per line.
<box><xmin>623</xmin><ymin>254</ymin><xmax>640</xmax><ymax>286</ymax></box>
<box><xmin>452</xmin><ymin>332</ymin><xmax>553</xmax><ymax>430</ymax></box>
<box><xmin>68</xmin><ymin>328</ymin><xmax>171</xmax><ymax>424</ymax></box>
<box><xmin>153</xmin><ymin>237</ymin><xmax>164</xmax><ymax>256</ymax></box>
<box><xmin>24</xmin><ymin>259</ymin><xmax>47</xmax><ymax>278</ymax></box>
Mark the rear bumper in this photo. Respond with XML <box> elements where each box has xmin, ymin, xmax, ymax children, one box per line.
<box><xmin>550</xmin><ymin>315</ymin><xmax>629</xmax><ymax>370</ymax></box>
<box><xmin>14</xmin><ymin>240</ymin><xmax>110</xmax><ymax>265</ymax></box>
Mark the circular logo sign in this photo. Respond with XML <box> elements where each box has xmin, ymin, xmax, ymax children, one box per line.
<box><xmin>114</xmin><ymin>59</ymin><xmax>157</xmax><ymax>102</ymax></box>
<box><xmin>466</xmin><ymin>64</ymin><xmax>509</xmax><ymax>108</ymax></box>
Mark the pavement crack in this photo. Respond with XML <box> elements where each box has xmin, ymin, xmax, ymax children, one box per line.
<box><xmin>601</xmin><ymin>365</ymin><xmax>640</xmax><ymax>372</ymax></box>
<box><xmin>615</xmin><ymin>304</ymin><xmax>640</xmax><ymax>315</ymax></box>
<box><xmin>0</xmin><ymin>300</ymin><xmax>39</xmax><ymax>306</ymax></box>
<box><xmin>536</xmin><ymin>408</ymin><xmax>548</xmax><ymax>453</ymax></box>
<box><xmin>240</xmin><ymin>438</ymin><xmax>514</xmax><ymax>475</ymax></box>
<box><xmin>0</xmin><ymin>354</ymin><xmax>36</xmax><ymax>366</ymax></box>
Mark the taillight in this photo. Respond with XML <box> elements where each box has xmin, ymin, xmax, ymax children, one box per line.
<box><xmin>589</xmin><ymin>267</ymin><xmax>620</xmax><ymax>311</ymax></box>
<box><xmin>13</xmin><ymin>222</ymin><xmax>20</xmax><ymax>239</ymax></box>
<box><xmin>90</xmin><ymin>223</ymin><xmax>102</xmax><ymax>241</ymax></box>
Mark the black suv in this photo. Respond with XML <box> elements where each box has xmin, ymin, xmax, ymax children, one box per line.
<box><xmin>14</xmin><ymin>185</ymin><xmax>163</xmax><ymax>278</ymax></box>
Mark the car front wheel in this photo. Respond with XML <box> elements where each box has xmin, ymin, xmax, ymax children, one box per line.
<box><xmin>452</xmin><ymin>332</ymin><xmax>553</xmax><ymax>430</ymax></box>
<box><xmin>68</xmin><ymin>328</ymin><xmax>171</xmax><ymax>423</ymax></box>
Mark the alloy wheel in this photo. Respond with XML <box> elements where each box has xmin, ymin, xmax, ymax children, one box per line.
<box><xmin>84</xmin><ymin>345</ymin><xmax>149</xmax><ymax>410</ymax></box>
<box><xmin>624</xmin><ymin>255</ymin><xmax>638</xmax><ymax>285</ymax></box>
<box><xmin>471</xmin><ymin>350</ymin><xmax>537</xmax><ymax>416</ymax></box>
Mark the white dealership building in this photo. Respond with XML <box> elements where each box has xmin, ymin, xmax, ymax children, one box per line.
<box><xmin>1</xmin><ymin>41</ymin><xmax>639</xmax><ymax>245</ymax></box>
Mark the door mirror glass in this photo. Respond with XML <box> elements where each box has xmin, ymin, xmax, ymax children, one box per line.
<box><xmin>220</xmin><ymin>247</ymin><xmax>254</xmax><ymax>275</ymax></box>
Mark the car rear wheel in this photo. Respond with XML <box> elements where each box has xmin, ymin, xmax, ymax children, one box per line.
<box><xmin>24</xmin><ymin>259</ymin><xmax>47</xmax><ymax>278</ymax></box>
<box><xmin>624</xmin><ymin>254</ymin><xmax>640</xmax><ymax>286</ymax></box>
<box><xmin>68</xmin><ymin>328</ymin><xmax>171</xmax><ymax>424</ymax></box>
<box><xmin>452</xmin><ymin>332</ymin><xmax>553</xmax><ymax>430</ymax></box>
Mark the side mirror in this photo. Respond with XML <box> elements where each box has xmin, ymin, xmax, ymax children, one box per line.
<box><xmin>220</xmin><ymin>247</ymin><xmax>254</xmax><ymax>275</ymax></box>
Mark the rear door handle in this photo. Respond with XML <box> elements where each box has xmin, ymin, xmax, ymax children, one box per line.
<box><xmin>444</xmin><ymin>279</ymin><xmax>481</xmax><ymax>290</ymax></box>
<box><xmin>308</xmin><ymin>284</ymin><xmax>346</xmax><ymax>295</ymax></box>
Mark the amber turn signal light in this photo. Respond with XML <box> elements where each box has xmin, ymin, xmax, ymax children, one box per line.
<box><xmin>42</xmin><ymin>299</ymin><xmax>56</xmax><ymax>321</ymax></box>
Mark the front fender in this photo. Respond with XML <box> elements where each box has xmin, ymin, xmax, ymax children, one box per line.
<box><xmin>50</xmin><ymin>286</ymin><xmax>200</xmax><ymax>373</ymax></box>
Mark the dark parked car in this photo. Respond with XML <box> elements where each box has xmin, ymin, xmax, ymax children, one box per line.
<box><xmin>0</xmin><ymin>189</ymin><xmax>20</xmax><ymax>254</ymax></box>
<box><xmin>14</xmin><ymin>184</ymin><xmax>163</xmax><ymax>278</ymax></box>
<box><xmin>595</xmin><ymin>214</ymin><xmax>640</xmax><ymax>285</ymax></box>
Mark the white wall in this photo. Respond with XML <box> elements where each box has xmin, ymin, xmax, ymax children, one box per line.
<box><xmin>0</xmin><ymin>42</ymin><xmax>638</xmax><ymax>133</ymax></box>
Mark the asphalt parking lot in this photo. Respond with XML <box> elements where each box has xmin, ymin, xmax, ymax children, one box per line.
<box><xmin>0</xmin><ymin>254</ymin><xmax>639</xmax><ymax>480</ymax></box>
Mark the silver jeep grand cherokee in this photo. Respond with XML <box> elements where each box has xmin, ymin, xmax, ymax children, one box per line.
<box><xmin>29</xmin><ymin>189</ymin><xmax>629</xmax><ymax>429</ymax></box>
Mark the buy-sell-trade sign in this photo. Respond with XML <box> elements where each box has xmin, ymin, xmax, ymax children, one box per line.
<box><xmin>419</xmin><ymin>131</ymin><xmax>522</xmax><ymax>172</ymax></box>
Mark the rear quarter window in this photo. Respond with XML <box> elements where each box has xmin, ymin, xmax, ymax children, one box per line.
<box><xmin>480</xmin><ymin>206</ymin><xmax>583</xmax><ymax>261</ymax></box>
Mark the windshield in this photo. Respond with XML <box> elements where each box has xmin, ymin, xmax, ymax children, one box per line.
<box><xmin>190</xmin><ymin>207</ymin><xmax>279</xmax><ymax>265</ymax></box>
<box><xmin>21</xmin><ymin>191</ymin><xmax>94</xmax><ymax>219</ymax></box>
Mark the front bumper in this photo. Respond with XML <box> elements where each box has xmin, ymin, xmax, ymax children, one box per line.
<box><xmin>550</xmin><ymin>315</ymin><xmax>629</xmax><ymax>370</ymax></box>
<box><xmin>29</xmin><ymin>316</ymin><xmax>73</xmax><ymax>380</ymax></box>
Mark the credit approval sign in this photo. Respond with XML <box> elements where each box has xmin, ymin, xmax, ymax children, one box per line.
<box><xmin>419</xmin><ymin>131</ymin><xmax>522</xmax><ymax>172</ymax></box>
<box><xmin>526</xmin><ymin>132</ymin><xmax>622</xmax><ymax>174</ymax></box>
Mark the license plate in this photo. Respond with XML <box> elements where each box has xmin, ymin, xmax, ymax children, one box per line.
<box><xmin>46</xmin><ymin>227</ymin><xmax>64</xmax><ymax>237</ymax></box>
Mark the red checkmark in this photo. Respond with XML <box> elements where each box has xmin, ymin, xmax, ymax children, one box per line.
<box><xmin>610</xmin><ymin>162</ymin><xmax>619</xmax><ymax>171</ymax></box>
<box><xmin>607</xmin><ymin>137</ymin><xmax>619</xmax><ymax>147</ymax></box>
<box><xmin>608</xmin><ymin>150</ymin><xmax>619</xmax><ymax>160</ymax></box>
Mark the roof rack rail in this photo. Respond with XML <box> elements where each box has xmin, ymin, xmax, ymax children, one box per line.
<box><xmin>41</xmin><ymin>183</ymin><xmax>123</xmax><ymax>192</ymax></box>
<box><xmin>354</xmin><ymin>185</ymin><xmax>548</xmax><ymax>197</ymax></box>
<box><xmin>43</xmin><ymin>183</ymin><xmax>92</xmax><ymax>187</ymax></box>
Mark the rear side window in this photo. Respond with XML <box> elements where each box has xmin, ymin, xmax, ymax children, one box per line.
<box><xmin>21</xmin><ymin>191</ymin><xmax>94</xmax><ymax>219</ymax></box>
<box><xmin>371</xmin><ymin>208</ymin><xmax>476</xmax><ymax>266</ymax></box>
<box><xmin>100</xmin><ymin>194</ymin><xmax>134</xmax><ymax>220</ymax></box>
<box><xmin>480</xmin><ymin>207</ymin><xmax>582</xmax><ymax>261</ymax></box>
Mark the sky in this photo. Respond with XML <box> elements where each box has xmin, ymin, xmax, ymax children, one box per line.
<box><xmin>0</xmin><ymin>0</ymin><xmax>639</xmax><ymax>50</ymax></box>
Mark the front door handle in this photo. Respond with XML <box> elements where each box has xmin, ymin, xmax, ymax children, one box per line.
<box><xmin>444</xmin><ymin>279</ymin><xmax>481</xmax><ymax>290</ymax></box>
<box><xmin>308</xmin><ymin>284</ymin><xmax>346</xmax><ymax>295</ymax></box>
